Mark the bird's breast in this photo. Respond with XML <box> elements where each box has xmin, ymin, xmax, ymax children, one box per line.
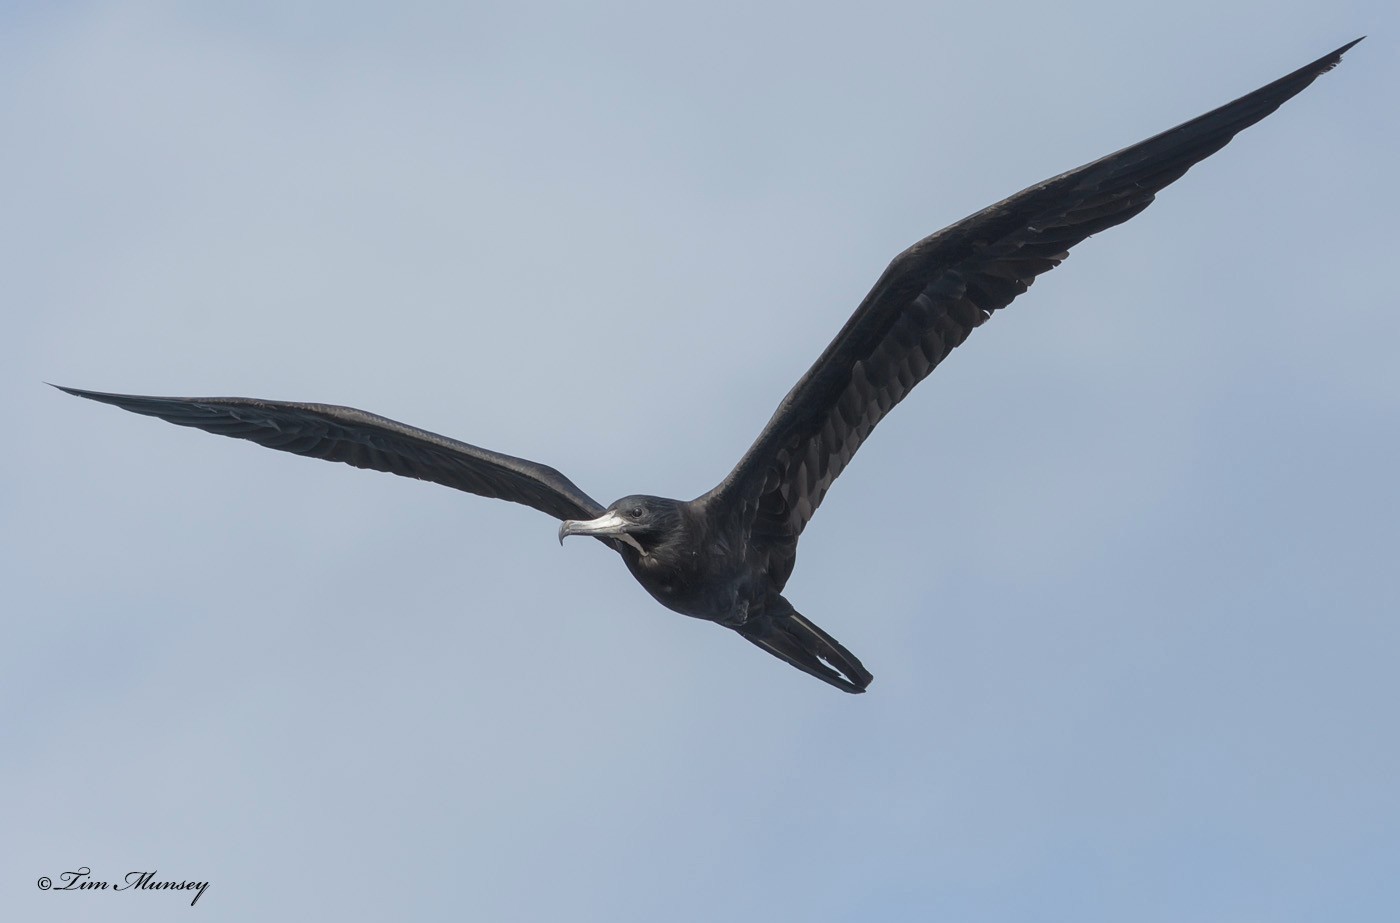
<box><xmin>626</xmin><ymin>545</ymin><xmax>753</xmax><ymax>624</ymax></box>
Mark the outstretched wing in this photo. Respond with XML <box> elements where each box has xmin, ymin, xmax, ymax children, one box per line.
<box><xmin>56</xmin><ymin>386</ymin><xmax>605</xmax><ymax>522</ymax></box>
<box><xmin>704</xmin><ymin>39</ymin><xmax>1359</xmax><ymax>578</ymax></box>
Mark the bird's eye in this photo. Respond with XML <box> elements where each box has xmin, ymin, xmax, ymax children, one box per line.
<box><xmin>630</xmin><ymin>507</ymin><xmax>644</xmax><ymax>518</ymax></box>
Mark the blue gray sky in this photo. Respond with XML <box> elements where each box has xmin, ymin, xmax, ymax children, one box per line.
<box><xmin>4</xmin><ymin>2</ymin><xmax>1397</xmax><ymax>921</ymax></box>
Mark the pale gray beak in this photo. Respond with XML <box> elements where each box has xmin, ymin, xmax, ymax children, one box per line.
<box><xmin>558</xmin><ymin>510</ymin><xmax>629</xmax><ymax>545</ymax></box>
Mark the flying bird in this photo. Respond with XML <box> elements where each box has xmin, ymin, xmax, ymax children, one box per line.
<box><xmin>59</xmin><ymin>40</ymin><xmax>1359</xmax><ymax>693</ymax></box>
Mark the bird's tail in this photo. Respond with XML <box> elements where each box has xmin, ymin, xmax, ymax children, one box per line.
<box><xmin>738</xmin><ymin>607</ymin><xmax>873</xmax><ymax>694</ymax></box>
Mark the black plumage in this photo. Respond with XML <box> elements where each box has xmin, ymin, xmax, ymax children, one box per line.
<box><xmin>59</xmin><ymin>40</ymin><xmax>1359</xmax><ymax>693</ymax></box>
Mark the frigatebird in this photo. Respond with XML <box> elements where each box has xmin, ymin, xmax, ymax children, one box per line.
<box><xmin>59</xmin><ymin>40</ymin><xmax>1359</xmax><ymax>693</ymax></box>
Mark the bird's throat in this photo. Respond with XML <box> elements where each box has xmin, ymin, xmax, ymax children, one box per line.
<box><xmin>615</xmin><ymin>533</ymin><xmax>647</xmax><ymax>556</ymax></box>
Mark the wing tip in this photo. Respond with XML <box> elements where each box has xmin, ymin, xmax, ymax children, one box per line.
<box><xmin>1318</xmin><ymin>36</ymin><xmax>1364</xmax><ymax>71</ymax></box>
<box><xmin>50</xmin><ymin>382</ymin><xmax>94</xmax><ymax>399</ymax></box>
<box><xmin>50</xmin><ymin>383</ymin><xmax>133</xmax><ymax>407</ymax></box>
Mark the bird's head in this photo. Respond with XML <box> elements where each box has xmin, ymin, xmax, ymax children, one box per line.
<box><xmin>557</xmin><ymin>495</ymin><xmax>684</xmax><ymax>556</ymax></box>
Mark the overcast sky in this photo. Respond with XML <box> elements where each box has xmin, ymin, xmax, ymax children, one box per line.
<box><xmin>4</xmin><ymin>2</ymin><xmax>1397</xmax><ymax>921</ymax></box>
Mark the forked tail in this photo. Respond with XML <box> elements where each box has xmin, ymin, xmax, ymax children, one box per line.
<box><xmin>737</xmin><ymin>606</ymin><xmax>873</xmax><ymax>693</ymax></box>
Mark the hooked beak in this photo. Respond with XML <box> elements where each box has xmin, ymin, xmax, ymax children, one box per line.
<box><xmin>558</xmin><ymin>510</ymin><xmax>630</xmax><ymax>545</ymax></box>
<box><xmin>558</xmin><ymin>510</ymin><xmax>648</xmax><ymax>555</ymax></box>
